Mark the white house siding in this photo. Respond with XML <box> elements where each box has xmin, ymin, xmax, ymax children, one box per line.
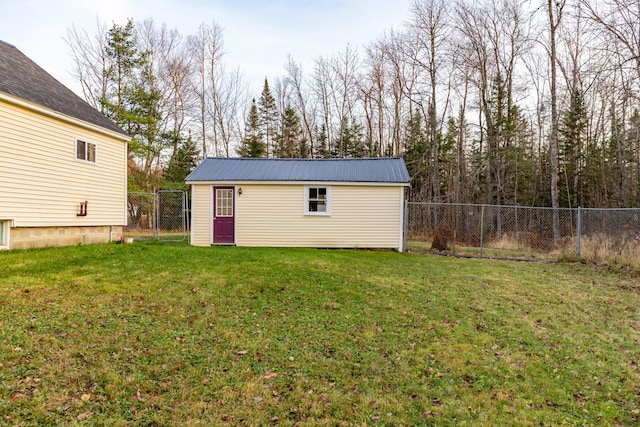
<box><xmin>190</xmin><ymin>184</ymin><xmax>212</xmax><ymax>246</ymax></box>
<box><xmin>0</xmin><ymin>100</ymin><xmax>127</xmax><ymax>233</ymax></box>
<box><xmin>235</xmin><ymin>184</ymin><xmax>402</xmax><ymax>249</ymax></box>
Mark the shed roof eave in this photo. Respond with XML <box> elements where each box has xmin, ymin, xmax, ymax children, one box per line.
<box><xmin>186</xmin><ymin>180</ymin><xmax>410</xmax><ymax>187</ymax></box>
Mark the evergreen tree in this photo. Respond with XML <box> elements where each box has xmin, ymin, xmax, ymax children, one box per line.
<box><xmin>275</xmin><ymin>105</ymin><xmax>304</xmax><ymax>157</ymax></box>
<box><xmin>331</xmin><ymin>117</ymin><xmax>365</xmax><ymax>158</ymax></box>
<box><xmin>314</xmin><ymin>125</ymin><xmax>331</xmax><ymax>158</ymax></box>
<box><xmin>626</xmin><ymin>110</ymin><xmax>640</xmax><ymax>206</ymax></box>
<box><xmin>403</xmin><ymin>112</ymin><xmax>429</xmax><ymax>200</ymax></box>
<box><xmin>102</xmin><ymin>19</ymin><xmax>167</xmax><ymax>191</ymax></box>
<box><xmin>163</xmin><ymin>132</ymin><xmax>199</xmax><ymax>190</ymax></box>
<box><xmin>237</xmin><ymin>99</ymin><xmax>266</xmax><ymax>158</ymax></box>
<box><xmin>127</xmin><ymin>54</ymin><xmax>166</xmax><ymax>179</ymax></box>
<box><xmin>559</xmin><ymin>88</ymin><xmax>587</xmax><ymax>207</ymax></box>
<box><xmin>345</xmin><ymin>120</ymin><xmax>365</xmax><ymax>158</ymax></box>
<box><xmin>483</xmin><ymin>74</ymin><xmax>521</xmax><ymax>206</ymax></box>
<box><xmin>258</xmin><ymin>78</ymin><xmax>278</xmax><ymax>157</ymax></box>
<box><xmin>102</xmin><ymin>19</ymin><xmax>140</xmax><ymax>127</ymax></box>
<box><xmin>439</xmin><ymin>117</ymin><xmax>458</xmax><ymax>201</ymax></box>
<box><xmin>606</xmin><ymin>102</ymin><xmax>631</xmax><ymax>206</ymax></box>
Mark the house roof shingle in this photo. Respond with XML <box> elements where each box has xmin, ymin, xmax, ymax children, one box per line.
<box><xmin>0</xmin><ymin>40</ymin><xmax>127</xmax><ymax>137</ymax></box>
<box><xmin>186</xmin><ymin>157</ymin><xmax>411</xmax><ymax>184</ymax></box>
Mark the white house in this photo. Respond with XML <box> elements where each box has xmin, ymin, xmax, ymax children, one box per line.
<box><xmin>0</xmin><ymin>41</ymin><xmax>130</xmax><ymax>250</ymax></box>
<box><xmin>186</xmin><ymin>157</ymin><xmax>411</xmax><ymax>251</ymax></box>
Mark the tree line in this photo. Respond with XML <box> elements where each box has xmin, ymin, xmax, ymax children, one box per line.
<box><xmin>66</xmin><ymin>0</ymin><xmax>640</xmax><ymax>209</ymax></box>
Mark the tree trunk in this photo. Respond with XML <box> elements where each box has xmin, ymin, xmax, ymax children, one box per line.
<box><xmin>548</xmin><ymin>0</ymin><xmax>564</xmax><ymax>245</ymax></box>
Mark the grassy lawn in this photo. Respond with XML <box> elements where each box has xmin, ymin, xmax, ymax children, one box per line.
<box><xmin>1</xmin><ymin>243</ymin><xmax>639</xmax><ymax>426</ymax></box>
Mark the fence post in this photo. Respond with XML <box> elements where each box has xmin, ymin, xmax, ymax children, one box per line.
<box><xmin>152</xmin><ymin>189</ymin><xmax>158</xmax><ymax>240</ymax></box>
<box><xmin>403</xmin><ymin>200</ymin><xmax>409</xmax><ymax>252</ymax></box>
<box><xmin>576</xmin><ymin>206</ymin><xmax>582</xmax><ymax>258</ymax></box>
<box><xmin>480</xmin><ymin>204</ymin><xmax>485</xmax><ymax>258</ymax></box>
<box><xmin>183</xmin><ymin>191</ymin><xmax>189</xmax><ymax>234</ymax></box>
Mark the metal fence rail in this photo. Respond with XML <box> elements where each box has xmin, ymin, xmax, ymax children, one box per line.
<box><xmin>126</xmin><ymin>190</ymin><xmax>188</xmax><ymax>242</ymax></box>
<box><xmin>406</xmin><ymin>202</ymin><xmax>640</xmax><ymax>262</ymax></box>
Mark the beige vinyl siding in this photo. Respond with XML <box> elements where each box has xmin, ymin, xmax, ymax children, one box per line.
<box><xmin>190</xmin><ymin>184</ymin><xmax>212</xmax><ymax>246</ymax></box>
<box><xmin>236</xmin><ymin>184</ymin><xmax>402</xmax><ymax>249</ymax></box>
<box><xmin>0</xmin><ymin>100</ymin><xmax>127</xmax><ymax>227</ymax></box>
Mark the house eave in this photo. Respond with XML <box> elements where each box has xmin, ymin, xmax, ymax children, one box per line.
<box><xmin>0</xmin><ymin>91</ymin><xmax>130</xmax><ymax>142</ymax></box>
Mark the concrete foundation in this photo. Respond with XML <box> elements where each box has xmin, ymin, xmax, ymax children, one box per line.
<box><xmin>9</xmin><ymin>225</ymin><xmax>124</xmax><ymax>250</ymax></box>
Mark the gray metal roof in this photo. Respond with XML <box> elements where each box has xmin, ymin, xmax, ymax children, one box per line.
<box><xmin>0</xmin><ymin>40</ymin><xmax>128</xmax><ymax>137</ymax></box>
<box><xmin>186</xmin><ymin>157</ymin><xmax>411</xmax><ymax>184</ymax></box>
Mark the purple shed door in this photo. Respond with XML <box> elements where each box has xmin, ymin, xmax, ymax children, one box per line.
<box><xmin>213</xmin><ymin>187</ymin><xmax>235</xmax><ymax>244</ymax></box>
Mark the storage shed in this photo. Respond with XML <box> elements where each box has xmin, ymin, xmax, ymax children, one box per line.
<box><xmin>186</xmin><ymin>157</ymin><xmax>410</xmax><ymax>251</ymax></box>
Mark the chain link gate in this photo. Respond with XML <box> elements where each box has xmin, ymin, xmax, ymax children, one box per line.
<box><xmin>126</xmin><ymin>190</ymin><xmax>188</xmax><ymax>242</ymax></box>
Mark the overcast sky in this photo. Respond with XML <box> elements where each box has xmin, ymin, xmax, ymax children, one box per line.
<box><xmin>0</xmin><ymin>0</ymin><xmax>411</xmax><ymax>97</ymax></box>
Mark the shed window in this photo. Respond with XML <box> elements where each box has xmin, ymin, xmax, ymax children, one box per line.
<box><xmin>76</xmin><ymin>139</ymin><xmax>96</xmax><ymax>163</ymax></box>
<box><xmin>216</xmin><ymin>189</ymin><xmax>234</xmax><ymax>217</ymax></box>
<box><xmin>304</xmin><ymin>186</ymin><xmax>331</xmax><ymax>216</ymax></box>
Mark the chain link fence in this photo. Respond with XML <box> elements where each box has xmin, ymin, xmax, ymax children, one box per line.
<box><xmin>406</xmin><ymin>202</ymin><xmax>640</xmax><ymax>264</ymax></box>
<box><xmin>126</xmin><ymin>190</ymin><xmax>188</xmax><ymax>242</ymax></box>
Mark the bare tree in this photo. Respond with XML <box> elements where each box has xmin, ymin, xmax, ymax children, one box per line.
<box><xmin>210</xmin><ymin>65</ymin><xmax>250</xmax><ymax>157</ymax></box>
<box><xmin>329</xmin><ymin>45</ymin><xmax>361</xmax><ymax>156</ymax></box>
<box><xmin>136</xmin><ymin>20</ymin><xmax>189</xmax><ymax>137</ymax></box>
<box><xmin>65</xmin><ymin>19</ymin><xmax>112</xmax><ymax>111</ymax></box>
<box><xmin>361</xmin><ymin>35</ymin><xmax>394</xmax><ymax>156</ymax></box>
<box><xmin>311</xmin><ymin>56</ymin><xmax>336</xmax><ymax>151</ymax></box>
<box><xmin>409</xmin><ymin>0</ymin><xmax>451</xmax><ymax>201</ymax></box>
<box><xmin>548</xmin><ymin>0</ymin><xmax>566</xmax><ymax>243</ymax></box>
<box><xmin>454</xmin><ymin>0</ymin><xmax>532</xmax><ymax>207</ymax></box>
<box><xmin>284</xmin><ymin>55</ymin><xmax>317</xmax><ymax>156</ymax></box>
<box><xmin>581</xmin><ymin>0</ymin><xmax>640</xmax><ymax>82</ymax></box>
<box><xmin>188</xmin><ymin>21</ymin><xmax>225</xmax><ymax>158</ymax></box>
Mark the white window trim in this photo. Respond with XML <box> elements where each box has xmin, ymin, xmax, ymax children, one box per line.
<box><xmin>215</xmin><ymin>188</ymin><xmax>234</xmax><ymax>217</ymax></box>
<box><xmin>304</xmin><ymin>186</ymin><xmax>331</xmax><ymax>216</ymax></box>
<box><xmin>0</xmin><ymin>219</ymin><xmax>12</xmax><ymax>250</ymax></box>
<box><xmin>75</xmin><ymin>138</ymin><xmax>98</xmax><ymax>164</ymax></box>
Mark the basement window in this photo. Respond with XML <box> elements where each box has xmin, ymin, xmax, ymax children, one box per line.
<box><xmin>76</xmin><ymin>139</ymin><xmax>97</xmax><ymax>163</ymax></box>
<box><xmin>304</xmin><ymin>186</ymin><xmax>331</xmax><ymax>216</ymax></box>
<box><xmin>0</xmin><ymin>220</ymin><xmax>8</xmax><ymax>249</ymax></box>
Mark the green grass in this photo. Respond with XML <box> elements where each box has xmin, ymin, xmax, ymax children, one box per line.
<box><xmin>1</xmin><ymin>242</ymin><xmax>639</xmax><ymax>426</ymax></box>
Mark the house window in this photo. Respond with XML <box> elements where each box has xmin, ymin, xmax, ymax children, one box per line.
<box><xmin>76</xmin><ymin>139</ymin><xmax>96</xmax><ymax>163</ymax></box>
<box><xmin>304</xmin><ymin>186</ymin><xmax>331</xmax><ymax>216</ymax></box>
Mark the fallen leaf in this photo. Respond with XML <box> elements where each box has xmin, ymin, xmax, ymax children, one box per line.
<box><xmin>237</xmin><ymin>350</ymin><xmax>248</xmax><ymax>355</ymax></box>
<box><xmin>253</xmin><ymin>396</ymin><xmax>263</xmax><ymax>403</ymax></box>
<box><xmin>77</xmin><ymin>411</ymin><xmax>91</xmax><ymax>420</ymax></box>
<box><xmin>81</xmin><ymin>394</ymin><xmax>91</xmax><ymax>402</ymax></box>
